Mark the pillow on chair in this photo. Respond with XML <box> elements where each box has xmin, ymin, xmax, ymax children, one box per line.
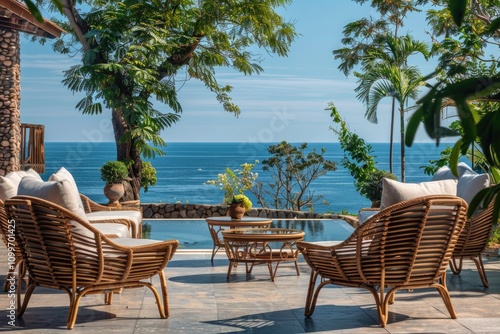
<box><xmin>49</xmin><ymin>167</ymin><xmax>86</xmax><ymax>214</ymax></box>
<box><xmin>0</xmin><ymin>169</ymin><xmax>43</xmax><ymax>201</ymax></box>
<box><xmin>457</xmin><ymin>171</ymin><xmax>490</xmax><ymax>205</ymax></box>
<box><xmin>380</xmin><ymin>178</ymin><xmax>457</xmax><ymax>209</ymax></box>
<box><xmin>18</xmin><ymin>177</ymin><xmax>89</xmax><ymax>222</ymax></box>
<box><xmin>432</xmin><ymin>162</ymin><xmax>474</xmax><ymax>181</ymax></box>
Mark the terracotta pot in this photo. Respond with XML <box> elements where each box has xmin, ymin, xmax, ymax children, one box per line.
<box><xmin>103</xmin><ymin>183</ymin><xmax>125</xmax><ymax>205</ymax></box>
<box><xmin>228</xmin><ymin>203</ymin><xmax>245</xmax><ymax>220</ymax></box>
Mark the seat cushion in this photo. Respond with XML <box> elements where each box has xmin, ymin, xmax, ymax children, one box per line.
<box><xmin>380</xmin><ymin>178</ymin><xmax>457</xmax><ymax>209</ymax></box>
<box><xmin>86</xmin><ymin>210</ymin><xmax>142</xmax><ymax>238</ymax></box>
<box><xmin>91</xmin><ymin>223</ymin><xmax>129</xmax><ymax>238</ymax></box>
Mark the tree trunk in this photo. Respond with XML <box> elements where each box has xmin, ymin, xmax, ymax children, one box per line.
<box><xmin>111</xmin><ymin>108</ymin><xmax>142</xmax><ymax>201</ymax></box>
<box><xmin>389</xmin><ymin>98</ymin><xmax>396</xmax><ymax>174</ymax></box>
<box><xmin>400</xmin><ymin>107</ymin><xmax>405</xmax><ymax>182</ymax></box>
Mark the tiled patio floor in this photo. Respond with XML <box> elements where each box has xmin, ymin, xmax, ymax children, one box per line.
<box><xmin>1</xmin><ymin>245</ymin><xmax>499</xmax><ymax>333</ymax></box>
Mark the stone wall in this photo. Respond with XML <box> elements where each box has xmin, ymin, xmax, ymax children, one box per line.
<box><xmin>0</xmin><ymin>29</ymin><xmax>21</xmax><ymax>176</ymax></box>
<box><xmin>141</xmin><ymin>203</ymin><xmax>358</xmax><ymax>228</ymax></box>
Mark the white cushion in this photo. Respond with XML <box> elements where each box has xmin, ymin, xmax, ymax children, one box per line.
<box><xmin>380</xmin><ymin>178</ymin><xmax>458</xmax><ymax>209</ymax></box>
<box><xmin>91</xmin><ymin>223</ymin><xmax>129</xmax><ymax>238</ymax></box>
<box><xmin>0</xmin><ymin>169</ymin><xmax>43</xmax><ymax>201</ymax></box>
<box><xmin>358</xmin><ymin>210</ymin><xmax>378</xmax><ymax>225</ymax></box>
<box><xmin>86</xmin><ymin>210</ymin><xmax>142</xmax><ymax>238</ymax></box>
<box><xmin>457</xmin><ymin>171</ymin><xmax>490</xmax><ymax>205</ymax></box>
<box><xmin>111</xmin><ymin>237</ymin><xmax>168</xmax><ymax>247</ymax></box>
<box><xmin>17</xmin><ymin>177</ymin><xmax>94</xmax><ymax>238</ymax></box>
<box><xmin>432</xmin><ymin>162</ymin><xmax>474</xmax><ymax>181</ymax></box>
<box><xmin>17</xmin><ymin>177</ymin><xmax>88</xmax><ymax>222</ymax></box>
<box><xmin>49</xmin><ymin>167</ymin><xmax>86</xmax><ymax>214</ymax></box>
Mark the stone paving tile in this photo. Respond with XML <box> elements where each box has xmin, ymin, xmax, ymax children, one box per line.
<box><xmin>0</xmin><ymin>246</ymin><xmax>499</xmax><ymax>333</ymax></box>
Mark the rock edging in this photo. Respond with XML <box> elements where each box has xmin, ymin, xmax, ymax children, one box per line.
<box><xmin>140</xmin><ymin>203</ymin><xmax>358</xmax><ymax>228</ymax></box>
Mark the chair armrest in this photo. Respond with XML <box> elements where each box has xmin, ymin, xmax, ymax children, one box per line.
<box><xmin>80</xmin><ymin>194</ymin><xmax>141</xmax><ymax>212</ymax></box>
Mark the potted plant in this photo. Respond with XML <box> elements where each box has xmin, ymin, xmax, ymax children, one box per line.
<box><xmin>361</xmin><ymin>169</ymin><xmax>397</xmax><ymax>208</ymax></box>
<box><xmin>100</xmin><ymin>160</ymin><xmax>129</xmax><ymax>205</ymax></box>
<box><xmin>227</xmin><ymin>194</ymin><xmax>252</xmax><ymax>220</ymax></box>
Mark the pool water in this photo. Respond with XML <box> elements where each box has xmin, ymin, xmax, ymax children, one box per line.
<box><xmin>143</xmin><ymin>219</ymin><xmax>355</xmax><ymax>249</ymax></box>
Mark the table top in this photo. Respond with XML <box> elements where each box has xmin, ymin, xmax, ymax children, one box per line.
<box><xmin>205</xmin><ymin>216</ymin><xmax>272</xmax><ymax>227</ymax></box>
<box><xmin>222</xmin><ymin>228</ymin><xmax>305</xmax><ymax>241</ymax></box>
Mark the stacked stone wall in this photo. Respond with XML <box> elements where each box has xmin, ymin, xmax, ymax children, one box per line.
<box><xmin>0</xmin><ymin>29</ymin><xmax>21</xmax><ymax>176</ymax></box>
<box><xmin>140</xmin><ymin>203</ymin><xmax>358</xmax><ymax>228</ymax></box>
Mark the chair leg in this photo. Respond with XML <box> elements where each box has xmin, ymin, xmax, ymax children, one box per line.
<box><xmin>304</xmin><ymin>270</ymin><xmax>330</xmax><ymax>317</ymax></box>
<box><xmin>471</xmin><ymin>255</ymin><xmax>489</xmax><ymax>288</ymax></box>
<box><xmin>16</xmin><ymin>281</ymin><xmax>36</xmax><ymax>318</ymax></box>
<box><xmin>449</xmin><ymin>256</ymin><xmax>463</xmax><ymax>275</ymax></box>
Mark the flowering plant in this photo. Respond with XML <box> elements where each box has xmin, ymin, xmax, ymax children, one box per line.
<box><xmin>229</xmin><ymin>194</ymin><xmax>252</xmax><ymax>211</ymax></box>
<box><xmin>205</xmin><ymin>161</ymin><xmax>258</xmax><ymax>204</ymax></box>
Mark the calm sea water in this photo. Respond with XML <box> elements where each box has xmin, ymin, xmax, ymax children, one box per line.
<box><xmin>40</xmin><ymin>141</ymin><xmax>452</xmax><ymax>214</ymax></box>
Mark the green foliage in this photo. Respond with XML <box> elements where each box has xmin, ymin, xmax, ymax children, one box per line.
<box><xmin>251</xmin><ymin>141</ymin><xmax>337</xmax><ymax>211</ymax></box>
<box><xmin>406</xmin><ymin>1</ymin><xmax>500</xmax><ymax>221</ymax></box>
<box><xmin>100</xmin><ymin>161</ymin><xmax>129</xmax><ymax>184</ymax></box>
<box><xmin>205</xmin><ymin>161</ymin><xmax>259</xmax><ymax>205</ymax></box>
<box><xmin>362</xmin><ymin>170</ymin><xmax>397</xmax><ymax>202</ymax></box>
<box><xmin>328</xmin><ymin>102</ymin><xmax>395</xmax><ymax>202</ymax></box>
<box><xmin>230</xmin><ymin>194</ymin><xmax>252</xmax><ymax>211</ymax></box>
<box><xmin>420</xmin><ymin>146</ymin><xmax>453</xmax><ymax>176</ymax></box>
<box><xmin>42</xmin><ymin>0</ymin><xmax>297</xmax><ymax>199</ymax></box>
<box><xmin>140</xmin><ymin>161</ymin><xmax>157</xmax><ymax>192</ymax></box>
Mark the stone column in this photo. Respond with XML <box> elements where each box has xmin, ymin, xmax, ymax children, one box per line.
<box><xmin>0</xmin><ymin>29</ymin><xmax>21</xmax><ymax>176</ymax></box>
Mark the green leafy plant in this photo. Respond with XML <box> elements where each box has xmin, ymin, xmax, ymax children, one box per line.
<box><xmin>140</xmin><ymin>161</ymin><xmax>157</xmax><ymax>192</ymax></box>
<box><xmin>361</xmin><ymin>170</ymin><xmax>397</xmax><ymax>204</ymax></box>
<box><xmin>100</xmin><ymin>161</ymin><xmax>129</xmax><ymax>184</ymax></box>
<box><xmin>205</xmin><ymin>161</ymin><xmax>258</xmax><ymax>205</ymax></box>
<box><xmin>230</xmin><ymin>194</ymin><xmax>252</xmax><ymax>212</ymax></box>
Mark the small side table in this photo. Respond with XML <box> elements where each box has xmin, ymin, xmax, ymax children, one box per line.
<box><xmin>222</xmin><ymin>228</ymin><xmax>305</xmax><ymax>281</ymax></box>
<box><xmin>205</xmin><ymin>217</ymin><xmax>272</xmax><ymax>262</ymax></box>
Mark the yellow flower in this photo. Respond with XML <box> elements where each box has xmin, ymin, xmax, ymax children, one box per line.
<box><xmin>231</xmin><ymin>194</ymin><xmax>252</xmax><ymax>211</ymax></box>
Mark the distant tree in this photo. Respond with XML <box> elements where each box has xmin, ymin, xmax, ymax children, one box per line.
<box><xmin>31</xmin><ymin>0</ymin><xmax>297</xmax><ymax>200</ymax></box>
<box><xmin>251</xmin><ymin>141</ymin><xmax>337</xmax><ymax>211</ymax></box>
<box><xmin>333</xmin><ymin>0</ymin><xmax>425</xmax><ymax>175</ymax></box>
<box><xmin>328</xmin><ymin>102</ymin><xmax>396</xmax><ymax>205</ymax></box>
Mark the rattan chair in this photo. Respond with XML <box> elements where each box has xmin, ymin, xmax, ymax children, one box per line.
<box><xmin>297</xmin><ymin>195</ymin><xmax>468</xmax><ymax>327</ymax></box>
<box><xmin>4</xmin><ymin>195</ymin><xmax>179</xmax><ymax>329</ymax></box>
<box><xmin>80</xmin><ymin>194</ymin><xmax>143</xmax><ymax>238</ymax></box>
<box><xmin>450</xmin><ymin>202</ymin><xmax>495</xmax><ymax>287</ymax></box>
<box><xmin>0</xmin><ymin>199</ymin><xmax>25</xmax><ymax>308</ymax></box>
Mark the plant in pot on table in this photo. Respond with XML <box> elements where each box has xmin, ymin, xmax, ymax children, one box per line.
<box><xmin>100</xmin><ymin>160</ymin><xmax>129</xmax><ymax>206</ymax></box>
<box><xmin>228</xmin><ymin>194</ymin><xmax>252</xmax><ymax>220</ymax></box>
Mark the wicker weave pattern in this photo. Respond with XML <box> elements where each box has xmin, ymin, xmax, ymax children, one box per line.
<box><xmin>297</xmin><ymin>195</ymin><xmax>468</xmax><ymax>327</ymax></box>
<box><xmin>450</xmin><ymin>202</ymin><xmax>494</xmax><ymax>287</ymax></box>
<box><xmin>4</xmin><ymin>195</ymin><xmax>178</xmax><ymax>329</ymax></box>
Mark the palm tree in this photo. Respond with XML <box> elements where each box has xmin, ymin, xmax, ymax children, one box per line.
<box><xmin>355</xmin><ymin>62</ymin><xmax>425</xmax><ymax>181</ymax></box>
<box><xmin>355</xmin><ymin>35</ymin><xmax>429</xmax><ymax>180</ymax></box>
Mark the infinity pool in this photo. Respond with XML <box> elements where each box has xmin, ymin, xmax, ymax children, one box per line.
<box><xmin>143</xmin><ymin>219</ymin><xmax>355</xmax><ymax>249</ymax></box>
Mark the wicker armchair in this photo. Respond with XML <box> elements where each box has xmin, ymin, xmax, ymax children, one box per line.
<box><xmin>0</xmin><ymin>199</ymin><xmax>25</xmax><ymax>308</ymax></box>
<box><xmin>4</xmin><ymin>196</ymin><xmax>179</xmax><ymax>329</ymax></box>
<box><xmin>450</xmin><ymin>202</ymin><xmax>495</xmax><ymax>287</ymax></box>
<box><xmin>80</xmin><ymin>194</ymin><xmax>143</xmax><ymax>238</ymax></box>
<box><xmin>297</xmin><ymin>195</ymin><xmax>468</xmax><ymax>327</ymax></box>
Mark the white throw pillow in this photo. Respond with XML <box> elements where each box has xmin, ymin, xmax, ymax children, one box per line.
<box><xmin>380</xmin><ymin>178</ymin><xmax>458</xmax><ymax>209</ymax></box>
<box><xmin>49</xmin><ymin>167</ymin><xmax>86</xmax><ymax>214</ymax></box>
<box><xmin>17</xmin><ymin>177</ymin><xmax>89</xmax><ymax>222</ymax></box>
<box><xmin>0</xmin><ymin>169</ymin><xmax>43</xmax><ymax>201</ymax></box>
<box><xmin>457</xmin><ymin>171</ymin><xmax>490</xmax><ymax>205</ymax></box>
<box><xmin>432</xmin><ymin>162</ymin><xmax>475</xmax><ymax>181</ymax></box>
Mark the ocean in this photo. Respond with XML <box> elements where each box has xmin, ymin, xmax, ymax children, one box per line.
<box><xmin>39</xmin><ymin>141</ymin><xmax>454</xmax><ymax>214</ymax></box>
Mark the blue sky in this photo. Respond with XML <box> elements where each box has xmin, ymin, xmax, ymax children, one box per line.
<box><xmin>19</xmin><ymin>0</ymin><xmax>448</xmax><ymax>143</ymax></box>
